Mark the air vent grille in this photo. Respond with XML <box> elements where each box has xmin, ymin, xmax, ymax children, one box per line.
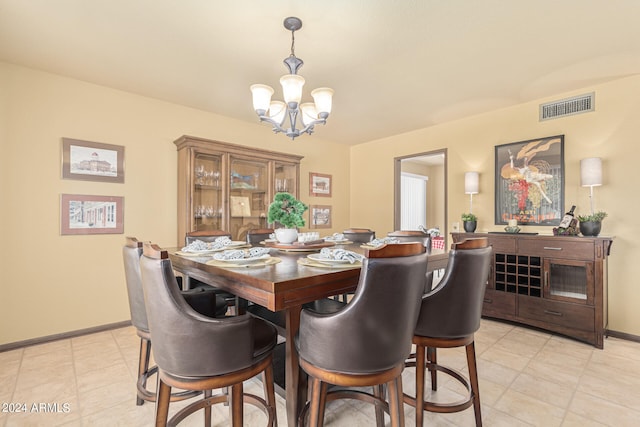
<box><xmin>539</xmin><ymin>92</ymin><xmax>595</xmax><ymax>121</ymax></box>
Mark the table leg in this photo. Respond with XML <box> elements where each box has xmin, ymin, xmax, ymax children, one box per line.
<box><xmin>285</xmin><ymin>305</ymin><xmax>307</xmax><ymax>427</ymax></box>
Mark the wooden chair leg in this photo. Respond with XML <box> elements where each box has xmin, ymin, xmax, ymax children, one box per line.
<box><xmin>155</xmin><ymin>380</ymin><xmax>171</xmax><ymax>427</ymax></box>
<box><xmin>465</xmin><ymin>342</ymin><xmax>482</xmax><ymax>427</ymax></box>
<box><xmin>387</xmin><ymin>376</ymin><xmax>404</xmax><ymax>427</ymax></box>
<box><xmin>415</xmin><ymin>344</ymin><xmax>426</xmax><ymax>427</ymax></box>
<box><xmin>262</xmin><ymin>364</ymin><xmax>277</xmax><ymax>427</ymax></box>
<box><xmin>373</xmin><ymin>384</ymin><xmax>385</xmax><ymax>427</ymax></box>
<box><xmin>137</xmin><ymin>337</ymin><xmax>152</xmax><ymax>405</ymax></box>
<box><xmin>427</xmin><ymin>346</ymin><xmax>437</xmax><ymax>391</ymax></box>
<box><xmin>231</xmin><ymin>383</ymin><xmax>243</xmax><ymax>427</ymax></box>
<box><xmin>308</xmin><ymin>377</ymin><xmax>327</xmax><ymax>427</ymax></box>
<box><xmin>203</xmin><ymin>390</ymin><xmax>212</xmax><ymax>427</ymax></box>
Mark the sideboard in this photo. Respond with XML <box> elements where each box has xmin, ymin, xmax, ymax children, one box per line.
<box><xmin>451</xmin><ymin>232</ymin><xmax>613</xmax><ymax>348</ymax></box>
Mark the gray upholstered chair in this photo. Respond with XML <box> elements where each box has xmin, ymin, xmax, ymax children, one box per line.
<box><xmin>122</xmin><ymin>237</ymin><xmax>227</xmax><ymax>405</ymax></box>
<box><xmin>343</xmin><ymin>227</ymin><xmax>375</xmax><ymax>243</ymax></box>
<box><xmin>296</xmin><ymin>242</ymin><xmax>428</xmax><ymax>427</ymax></box>
<box><xmin>387</xmin><ymin>230</ymin><xmax>432</xmax><ymax>252</ymax></box>
<box><xmin>139</xmin><ymin>242</ymin><xmax>278</xmax><ymax>426</ymax></box>
<box><xmin>246</xmin><ymin>228</ymin><xmax>274</xmax><ymax>244</ymax></box>
<box><xmin>405</xmin><ymin>237</ymin><xmax>492</xmax><ymax>427</ymax></box>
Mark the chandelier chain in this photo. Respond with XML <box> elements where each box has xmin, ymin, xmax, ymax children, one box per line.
<box><xmin>290</xmin><ymin>29</ymin><xmax>296</xmax><ymax>58</ymax></box>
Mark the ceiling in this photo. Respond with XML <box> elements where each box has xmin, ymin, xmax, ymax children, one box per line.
<box><xmin>2</xmin><ymin>0</ymin><xmax>640</xmax><ymax>146</ymax></box>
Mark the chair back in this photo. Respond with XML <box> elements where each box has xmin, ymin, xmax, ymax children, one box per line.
<box><xmin>343</xmin><ymin>228</ymin><xmax>376</xmax><ymax>243</ymax></box>
<box><xmin>122</xmin><ymin>237</ymin><xmax>149</xmax><ymax>333</ymax></box>
<box><xmin>415</xmin><ymin>237</ymin><xmax>492</xmax><ymax>338</ymax></box>
<box><xmin>246</xmin><ymin>228</ymin><xmax>274</xmax><ymax>244</ymax></box>
<box><xmin>185</xmin><ymin>230</ymin><xmax>232</xmax><ymax>245</ymax></box>
<box><xmin>139</xmin><ymin>243</ymin><xmax>254</xmax><ymax>377</ymax></box>
<box><xmin>388</xmin><ymin>230</ymin><xmax>431</xmax><ymax>252</ymax></box>
<box><xmin>298</xmin><ymin>242</ymin><xmax>428</xmax><ymax>373</ymax></box>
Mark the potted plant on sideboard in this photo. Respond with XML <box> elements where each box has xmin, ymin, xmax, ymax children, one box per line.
<box><xmin>461</xmin><ymin>213</ymin><xmax>478</xmax><ymax>233</ymax></box>
<box><xmin>577</xmin><ymin>211</ymin><xmax>607</xmax><ymax>237</ymax></box>
<box><xmin>267</xmin><ymin>192</ymin><xmax>308</xmax><ymax>243</ymax></box>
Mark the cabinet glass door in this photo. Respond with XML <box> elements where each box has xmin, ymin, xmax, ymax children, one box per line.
<box><xmin>229</xmin><ymin>158</ymin><xmax>268</xmax><ymax>240</ymax></box>
<box><xmin>193</xmin><ymin>153</ymin><xmax>223</xmax><ymax>232</ymax></box>
<box><xmin>544</xmin><ymin>259</ymin><xmax>594</xmax><ymax>304</ymax></box>
<box><xmin>275</xmin><ymin>162</ymin><xmax>298</xmax><ymax>195</ymax></box>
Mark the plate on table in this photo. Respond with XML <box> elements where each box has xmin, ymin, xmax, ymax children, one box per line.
<box><xmin>307</xmin><ymin>254</ymin><xmax>351</xmax><ymax>265</ymax></box>
<box><xmin>212</xmin><ymin>254</ymin><xmax>271</xmax><ymax>265</ymax></box>
<box><xmin>175</xmin><ymin>249</ymin><xmax>217</xmax><ymax>256</ymax></box>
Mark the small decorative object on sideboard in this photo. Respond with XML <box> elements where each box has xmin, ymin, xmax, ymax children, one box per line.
<box><xmin>461</xmin><ymin>212</ymin><xmax>477</xmax><ymax>233</ymax></box>
<box><xmin>577</xmin><ymin>211</ymin><xmax>607</xmax><ymax>237</ymax></box>
<box><xmin>553</xmin><ymin>204</ymin><xmax>579</xmax><ymax>236</ymax></box>
<box><xmin>267</xmin><ymin>192</ymin><xmax>308</xmax><ymax>243</ymax></box>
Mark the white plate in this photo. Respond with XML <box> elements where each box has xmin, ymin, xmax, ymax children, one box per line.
<box><xmin>213</xmin><ymin>254</ymin><xmax>271</xmax><ymax>264</ymax></box>
<box><xmin>324</xmin><ymin>238</ymin><xmax>349</xmax><ymax>243</ymax></box>
<box><xmin>307</xmin><ymin>254</ymin><xmax>351</xmax><ymax>264</ymax></box>
<box><xmin>227</xmin><ymin>241</ymin><xmax>248</xmax><ymax>247</ymax></box>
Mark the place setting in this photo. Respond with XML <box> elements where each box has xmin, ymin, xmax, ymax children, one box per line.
<box><xmin>323</xmin><ymin>232</ymin><xmax>352</xmax><ymax>245</ymax></box>
<box><xmin>206</xmin><ymin>247</ymin><xmax>281</xmax><ymax>268</ymax></box>
<box><xmin>175</xmin><ymin>236</ymin><xmax>249</xmax><ymax>256</ymax></box>
<box><xmin>297</xmin><ymin>247</ymin><xmax>363</xmax><ymax>269</ymax></box>
<box><xmin>359</xmin><ymin>237</ymin><xmax>401</xmax><ymax>249</ymax></box>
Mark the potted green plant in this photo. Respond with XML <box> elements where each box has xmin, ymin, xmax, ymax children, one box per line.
<box><xmin>577</xmin><ymin>211</ymin><xmax>607</xmax><ymax>237</ymax></box>
<box><xmin>267</xmin><ymin>192</ymin><xmax>308</xmax><ymax>243</ymax></box>
<box><xmin>461</xmin><ymin>213</ymin><xmax>478</xmax><ymax>233</ymax></box>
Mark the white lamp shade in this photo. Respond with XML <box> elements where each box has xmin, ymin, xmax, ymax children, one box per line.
<box><xmin>250</xmin><ymin>84</ymin><xmax>274</xmax><ymax>113</ymax></box>
<box><xmin>581</xmin><ymin>157</ymin><xmax>602</xmax><ymax>187</ymax></box>
<box><xmin>300</xmin><ymin>102</ymin><xmax>318</xmax><ymax>126</ymax></box>
<box><xmin>268</xmin><ymin>101</ymin><xmax>286</xmax><ymax>125</ymax></box>
<box><xmin>280</xmin><ymin>74</ymin><xmax>305</xmax><ymax>104</ymax></box>
<box><xmin>311</xmin><ymin>87</ymin><xmax>334</xmax><ymax>115</ymax></box>
<box><xmin>465</xmin><ymin>172</ymin><xmax>479</xmax><ymax>194</ymax></box>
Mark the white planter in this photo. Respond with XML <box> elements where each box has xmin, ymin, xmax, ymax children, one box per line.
<box><xmin>274</xmin><ymin>228</ymin><xmax>298</xmax><ymax>244</ymax></box>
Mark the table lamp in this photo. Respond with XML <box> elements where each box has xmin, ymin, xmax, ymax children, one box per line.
<box><xmin>465</xmin><ymin>172</ymin><xmax>479</xmax><ymax>213</ymax></box>
<box><xmin>580</xmin><ymin>157</ymin><xmax>602</xmax><ymax>215</ymax></box>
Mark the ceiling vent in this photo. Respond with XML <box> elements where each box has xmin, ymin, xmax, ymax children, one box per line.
<box><xmin>539</xmin><ymin>92</ymin><xmax>595</xmax><ymax>121</ymax></box>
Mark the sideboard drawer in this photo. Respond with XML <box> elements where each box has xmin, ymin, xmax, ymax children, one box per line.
<box><xmin>482</xmin><ymin>289</ymin><xmax>516</xmax><ymax>317</ymax></box>
<box><xmin>517</xmin><ymin>296</ymin><xmax>594</xmax><ymax>332</ymax></box>
<box><xmin>517</xmin><ymin>239</ymin><xmax>594</xmax><ymax>260</ymax></box>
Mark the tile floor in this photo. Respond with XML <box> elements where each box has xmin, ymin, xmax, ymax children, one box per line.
<box><xmin>1</xmin><ymin>319</ymin><xmax>640</xmax><ymax>426</ymax></box>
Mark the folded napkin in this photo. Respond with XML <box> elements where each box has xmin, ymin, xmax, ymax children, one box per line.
<box><xmin>181</xmin><ymin>236</ymin><xmax>232</xmax><ymax>252</ymax></box>
<box><xmin>214</xmin><ymin>247</ymin><xmax>270</xmax><ymax>260</ymax></box>
<box><xmin>366</xmin><ymin>237</ymin><xmax>401</xmax><ymax>248</ymax></box>
<box><xmin>325</xmin><ymin>233</ymin><xmax>345</xmax><ymax>241</ymax></box>
<box><xmin>319</xmin><ymin>248</ymin><xmax>363</xmax><ymax>264</ymax></box>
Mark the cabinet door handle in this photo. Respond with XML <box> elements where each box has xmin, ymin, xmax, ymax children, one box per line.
<box><xmin>543</xmin><ymin>247</ymin><xmax>562</xmax><ymax>251</ymax></box>
<box><xmin>484</xmin><ymin>298</ymin><xmax>493</xmax><ymax>304</ymax></box>
<box><xmin>544</xmin><ymin>309</ymin><xmax>563</xmax><ymax>317</ymax></box>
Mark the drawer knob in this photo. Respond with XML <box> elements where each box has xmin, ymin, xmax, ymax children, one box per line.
<box><xmin>543</xmin><ymin>309</ymin><xmax>563</xmax><ymax>317</ymax></box>
<box><xmin>543</xmin><ymin>247</ymin><xmax>562</xmax><ymax>251</ymax></box>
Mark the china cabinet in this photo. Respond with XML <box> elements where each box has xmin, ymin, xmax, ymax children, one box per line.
<box><xmin>451</xmin><ymin>232</ymin><xmax>613</xmax><ymax>348</ymax></box>
<box><xmin>175</xmin><ymin>135</ymin><xmax>302</xmax><ymax>244</ymax></box>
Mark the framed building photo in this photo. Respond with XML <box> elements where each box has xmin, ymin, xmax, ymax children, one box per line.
<box><xmin>309</xmin><ymin>172</ymin><xmax>332</xmax><ymax>197</ymax></box>
<box><xmin>309</xmin><ymin>205</ymin><xmax>332</xmax><ymax>229</ymax></box>
<box><xmin>495</xmin><ymin>135</ymin><xmax>564</xmax><ymax>226</ymax></box>
<box><xmin>62</xmin><ymin>138</ymin><xmax>125</xmax><ymax>183</ymax></box>
<box><xmin>61</xmin><ymin>194</ymin><xmax>124</xmax><ymax>235</ymax></box>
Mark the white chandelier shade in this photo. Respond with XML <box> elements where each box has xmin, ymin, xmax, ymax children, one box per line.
<box><xmin>250</xmin><ymin>17</ymin><xmax>334</xmax><ymax>140</ymax></box>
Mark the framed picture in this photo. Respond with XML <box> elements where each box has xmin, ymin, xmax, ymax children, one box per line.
<box><xmin>495</xmin><ymin>135</ymin><xmax>564</xmax><ymax>226</ymax></box>
<box><xmin>62</xmin><ymin>138</ymin><xmax>125</xmax><ymax>183</ymax></box>
<box><xmin>309</xmin><ymin>172</ymin><xmax>332</xmax><ymax>197</ymax></box>
<box><xmin>309</xmin><ymin>205</ymin><xmax>332</xmax><ymax>229</ymax></box>
<box><xmin>61</xmin><ymin>194</ymin><xmax>124</xmax><ymax>235</ymax></box>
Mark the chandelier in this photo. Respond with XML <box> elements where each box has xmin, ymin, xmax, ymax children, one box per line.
<box><xmin>250</xmin><ymin>17</ymin><xmax>334</xmax><ymax>140</ymax></box>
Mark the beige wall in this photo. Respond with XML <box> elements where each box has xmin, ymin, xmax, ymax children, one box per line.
<box><xmin>0</xmin><ymin>62</ymin><xmax>351</xmax><ymax>345</ymax></box>
<box><xmin>350</xmin><ymin>74</ymin><xmax>640</xmax><ymax>336</ymax></box>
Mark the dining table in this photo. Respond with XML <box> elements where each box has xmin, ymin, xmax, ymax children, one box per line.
<box><xmin>168</xmin><ymin>241</ymin><xmax>448</xmax><ymax>427</ymax></box>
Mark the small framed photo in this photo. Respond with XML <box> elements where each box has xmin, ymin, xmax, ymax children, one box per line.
<box><xmin>62</xmin><ymin>138</ymin><xmax>125</xmax><ymax>183</ymax></box>
<box><xmin>309</xmin><ymin>205</ymin><xmax>332</xmax><ymax>229</ymax></box>
<box><xmin>309</xmin><ymin>172</ymin><xmax>332</xmax><ymax>197</ymax></box>
<box><xmin>60</xmin><ymin>194</ymin><xmax>124</xmax><ymax>235</ymax></box>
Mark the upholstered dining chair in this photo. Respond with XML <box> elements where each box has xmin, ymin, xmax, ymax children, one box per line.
<box><xmin>387</xmin><ymin>230</ymin><xmax>432</xmax><ymax>252</ymax></box>
<box><xmin>122</xmin><ymin>237</ymin><xmax>227</xmax><ymax>405</ymax></box>
<box><xmin>139</xmin><ymin>242</ymin><xmax>278</xmax><ymax>427</ymax></box>
<box><xmin>296</xmin><ymin>242</ymin><xmax>428</xmax><ymax>427</ymax></box>
<box><xmin>246</xmin><ymin>228</ymin><xmax>274</xmax><ymax>244</ymax></box>
<box><xmin>342</xmin><ymin>227</ymin><xmax>376</xmax><ymax>243</ymax></box>
<box><xmin>405</xmin><ymin>237</ymin><xmax>492</xmax><ymax>427</ymax></box>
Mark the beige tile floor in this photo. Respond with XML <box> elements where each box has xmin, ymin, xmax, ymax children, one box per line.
<box><xmin>2</xmin><ymin>318</ymin><xmax>640</xmax><ymax>426</ymax></box>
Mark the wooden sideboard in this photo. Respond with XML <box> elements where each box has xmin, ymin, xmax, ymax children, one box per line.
<box><xmin>452</xmin><ymin>232</ymin><xmax>613</xmax><ymax>348</ymax></box>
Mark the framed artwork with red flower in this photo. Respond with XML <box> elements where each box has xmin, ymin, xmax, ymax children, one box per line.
<box><xmin>494</xmin><ymin>135</ymin><xmax>564</xmax><ymax>226</ymax></box>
